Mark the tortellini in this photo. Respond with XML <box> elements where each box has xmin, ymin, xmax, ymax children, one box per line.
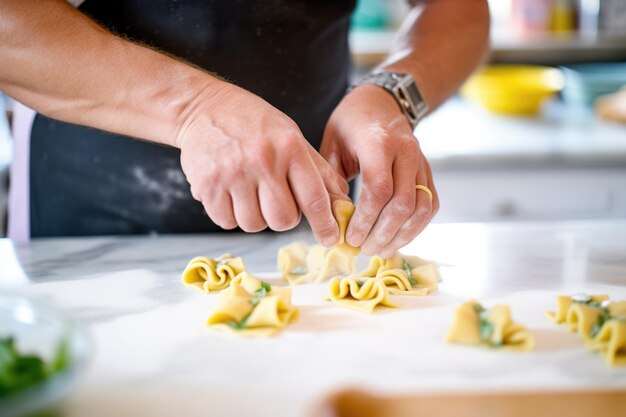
<box><xmin>181</xmin><ymin>254</ymin><xmax>246</xmax><ymax>292</ymax></box>
<box><xmin>278</xmin><ymin>200</ymin><xmax>359</xmax><ymax>285</ymax></box>
<box><xmin>360</xmin><ymin>255</ymin><xmax>439</xmax><ymax>296</ymax></box>
<box><xmin>588</xmin><ymin>317</ymin><xmax>626</xmax><ymax>366</ymax></box>
<box><xmin>327</xmin><ymin>276</ymin><xmax>397</xmax><ymax>314</ymax></box>
<box><xmin>546</xmin><ymin>294</ymin><xmax>609</xmax><ymax>325</ymax></box>
<box><xmin>207</xmin><ymin>273</ymin><xmax>299</xmax><ymax>337</ymax></box>
<box><xmin>278</xmin><ymin>241</ymin><xmax>356</xmax><ymax>285</ymax></box>
<box><xmin>446</xmin><ymin>300</ymin><xmax>535</xmax><ymax>351</ymax></box>
<box><xmin>547</xmin><ymin>294</ymin><xmax>626</xmax><ymax>366</ymax></box>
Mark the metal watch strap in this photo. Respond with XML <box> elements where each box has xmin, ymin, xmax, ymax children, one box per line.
<box><xmin>350</xmin><ymin>71</ymin><xmax>428</xmax><ymax>129</ymax></box>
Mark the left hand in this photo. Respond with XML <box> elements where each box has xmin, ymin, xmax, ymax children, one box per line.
<box><xmin>320</xmin><ymin>84</ymin><xmax>439</xmax><ymax>258</ymax></box>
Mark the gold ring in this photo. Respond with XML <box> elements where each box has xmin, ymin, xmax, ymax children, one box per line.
<box><xmin>415</xmin><ymin>184</ymin><xmax>433</xmax><ymax>201</ymax></box>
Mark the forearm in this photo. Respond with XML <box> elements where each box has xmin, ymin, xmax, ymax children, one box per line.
<box><xmin>0</xmin><ymin>0</ymin><xmax>222</xmax><ymax>148</ymax></box>
<box><xmin>382</xmin><ymin>0</ymin><xmax>490</xmax><ymax>112</ymax></box>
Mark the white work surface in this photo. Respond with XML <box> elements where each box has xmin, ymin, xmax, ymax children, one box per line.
<box><xmin>2</xmin><ymin>221</ymin><xmax>626</xmax><ymax>417</ymax></box>
<box><xmin>417</xmin><ymin>98</ymin><xmax>626</xmax><ymax>168</ymax></box>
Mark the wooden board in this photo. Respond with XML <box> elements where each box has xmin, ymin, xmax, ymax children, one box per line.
<box><xmin>315</xmin><ymin>389</ymin><xmax>626</xmax><ymax>417</ymax></box>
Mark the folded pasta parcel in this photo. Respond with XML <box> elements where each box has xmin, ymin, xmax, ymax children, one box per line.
<box><xmin>207</xmin><ymin>273</ymin><xmax>299</xmax><ymax>337</ymax></box>
<box><xmin>327</xmin><ymin>276</ymin><xmax>397</xmax><ymax>314</ymax></box>
<box><xmin>360</xmin><ymin>254</ymin><xmax>440</xmax><ymax>296</ymax></box>
<box><xmin>277</xmin><ymin>200</ymin><xmax>359</xmax><ymax>285</ymax></box>
<box><xmin>587</xmin><ymin>300</ymin><xmax>626</xmax><ymax>366</ymax></box>
<box><xmin>446</xmin><ymin>300</ymin><xmax>535</xmax><ymax>351</ymax></box>
<box><xmin>181</xmin><ymin>253</ymin><xmax>246</xmax><ymax>292</ymax></box>
<box><xmin>546</xmin><ymin>293</ymin><xmax>609</xmax><ymax>339</ymax></box>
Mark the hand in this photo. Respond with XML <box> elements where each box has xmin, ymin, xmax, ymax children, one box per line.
<box><xmin>320</xmin><ymin>84</ymin><xmax>439</xmax><ymax>258</ymax></box>
<box><xmin>177</xmin><ymin>81</ymin><xmax>349</xmax><ymax>246</ymax></box>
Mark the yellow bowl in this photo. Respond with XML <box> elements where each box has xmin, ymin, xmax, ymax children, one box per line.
<box><xmin>461</xmin><ymin>65</ymin><xmax>564</xmax><ymax>115</ymax></box>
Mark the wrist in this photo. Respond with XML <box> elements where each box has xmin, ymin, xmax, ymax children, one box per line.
<box><xmin>350</xmin><ymin>70</ymin><xmax>428</xmax><ymax>129</ymax></box>
<box><xmin>171</xmin><ymin>72</ymin><xmax>230</xmax><ymax>149</ymax></box>
<box><xmin>347</xmin><ymin>84</ymin><xmax>405</xmax><ymax>118</ymax></box>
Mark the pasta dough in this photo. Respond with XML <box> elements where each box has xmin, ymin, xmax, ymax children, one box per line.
<box><xmin>277</xmin><ymin>241</ymin><xmax>355</xmax><ymax>285</ymax></box>
<box><xmin>548</xmin><ymin>294</ymin><xmax>626</xmax><ymax>366</ymax></box>
<box><xmin>278</xmin><ymin>200</ymin><xmax>359</xmax><ymax>285</ymax></box>
<box><xmin>546</xmin><ymin>294</ymin><xmax>609</xmax><ymax>324</ymax></box>
<box><xmin>587</xmin><ymin>301</ymin><xmax>626</xmax><ymax>366</ymax></box>
<box><xmin>206</xmin><ymin>272</ymin><xmax>299</xmax><ymax>337</ymax></box>
<box><xmin>327</xmin><ymin>276</ymin><xmax>397</xmax><ymax>314</ymax></box>
<box><xmin>446</xmin><ymin>300</ymin><xmax>535</xmax><ymax>351</ymax></box>
<box><xmin>181</xmin><ymin>254</ymin><xmax>246</xmax><ymax>292</ymax></box>
<box><xmin>360</xmin><ymin>255</ymin><xmax>439</xmax><ymax>296</ymax></box>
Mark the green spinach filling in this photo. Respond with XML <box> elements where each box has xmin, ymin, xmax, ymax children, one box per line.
<box><xmin>473</xmin><ymin>304</ymin><xmax>503</xmax><ymax>348</ymax></box>
<box><xmin>228</xmin><ymin>281</ymin><xmax>273</xmax><ymax>330</ymax></box>
<box><xmin>402</xmin><ymin>259</ymin><xmax>418</xmax><ymax>287</ymax></box>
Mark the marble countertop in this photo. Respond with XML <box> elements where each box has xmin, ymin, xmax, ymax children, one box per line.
<box><xmin>2</xmin><ymin>221</ymin><xmax>626</xmax><ymax>417</ymax></box>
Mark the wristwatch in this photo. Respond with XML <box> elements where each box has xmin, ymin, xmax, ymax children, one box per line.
<box><xmin>351</xmin><ymin>71</ymin><xmax>428</xmax><ymax>129</ymax></box>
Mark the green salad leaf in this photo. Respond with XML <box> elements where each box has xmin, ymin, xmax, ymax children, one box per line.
<box><xmin>0</xmin><ymin>336</ymin><xmax>70</xmax><ymax>399</ymax></box>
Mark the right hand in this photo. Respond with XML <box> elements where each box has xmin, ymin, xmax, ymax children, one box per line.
<box><xmin>177</xmin><ymin>81</ymin><xmax>350</xmax><ymax>246</ymax></box>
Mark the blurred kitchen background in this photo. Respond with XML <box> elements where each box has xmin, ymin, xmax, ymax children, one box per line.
<box><xmin>1</xmin><ymin>0</ymin><xmax>626</xmax><ymax>237</ymax></box>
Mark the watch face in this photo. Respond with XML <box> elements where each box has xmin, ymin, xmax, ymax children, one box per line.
<box><xmin>405</xmin><ymin>82</ymin><xmax>423</xmax><ymax>106</ymax></box>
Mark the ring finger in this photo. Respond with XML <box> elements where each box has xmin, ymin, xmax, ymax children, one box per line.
<box><xmin>231</xmin><ymin>183</ymin><xmax>268</xmax><ymax>233</ymax></box>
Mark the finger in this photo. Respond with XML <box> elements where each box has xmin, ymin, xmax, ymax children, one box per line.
<box><xmin>346</xmin><ymin>145</ymin><xmax>394</xmax><ymax>247</ymax></box>
<box><xmin>361</xmin><ymin>143</ymin><xmax>418</xmax><ymax>256</ymax></box>
<box><xmin>203</xmin><ymin>189</ymin><xmax>238</xmax><ymax>230</ymax></box>
<box><xmin>319</xmin><ymin>132</ymin><xmax>349</xmax><ymax>181</ymax></box>
<box><xmin>258</xmin><ymin>180</ymin><xmax>301</xmax><ymax>231</ymax></box>
<box><xmin>230</xmin><ymin>184</ymin><xmax>267</xmax><ymax>233</ymax></box>
<box><xmin>379</xmin><ymin>159</ymin><xmax>437</xmax><ymax>256</ymax></box>
<box><xmin>287</xmin><ymin>154</ymin><xmax>339</xmax><ymax>247</ymax></box>
<box><xmin>309</xmin><ymin>145</ymin><xmax>350</xmax><ymax>198</ymax></box>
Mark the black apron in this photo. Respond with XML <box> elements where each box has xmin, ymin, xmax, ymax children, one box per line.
<box><xmin>30</xmin><ymin>0</ymin><xmax>355</xmax><ymax>237</ymax></box>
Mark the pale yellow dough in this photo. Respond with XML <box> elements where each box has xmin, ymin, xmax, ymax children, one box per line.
<box><xmin>181</xmin><ymin>254</ymin><xmax>246</xmax><ymax>292</ymax></box>
<box><xmin>207</xmin><ymin>272</ymin><xmax>299</xmax><ymax>337</ymax></box>
<box><xmin>360</xmin><ymin>255</ymin><xmax>439</xmax><ymax>295</ymax></box>
<box><xmin>327</xmin><ymin>276</ymin><xmax>397</xmax><ymax>314</ymax></box>
<box><xmin>278</xmin><ymin>200</ymin><xmax>359</xmax><ymax>285</ymax></box>
<box><xmin>547</xmin><ymin>295</ymin><xmax>626</xmax><ymax>366</ymax></box>
<box><xmin>545</xmin><ymin>294</ymin><xmax>608</xmax><ymax>325</ymax></box>
<box><xmin>588</xmin><ymin>318</ymin><xmax>626</xmax><ymax>366</ymax></box>
<box><xmin>446</xmin><ymin>300</ymin><xmax>535</xmax><ymax>351</ymax></box>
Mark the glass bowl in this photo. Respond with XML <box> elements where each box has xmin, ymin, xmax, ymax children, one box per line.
<box><xmin>0</xmin><ymin>295</ymin><xmax>91</xmax><ymax>417</ymax></box>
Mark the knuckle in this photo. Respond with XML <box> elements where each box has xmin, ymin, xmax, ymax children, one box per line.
<box><xmin>367</xmin><ymin>181</ymin><xmax>393</xmax><ymax>204</ymax></box>
<box><xmin>280</xmin><ymin>134</ymin><xmax>305</xmax><ymax>158</ymax></box>
<box><xmin>411</xmin><ymin>207</ymin><xmax>431</xmax><ymax>228</ymax></box>
<box><xmin>304</xmin><ymin>192</ymin><xmax>329</xmax><ymax>214</ymax></box>
<box><xmin>257</xmin><ymin>153</ymin><xmax>276</xmax><ymax>177</ymax></box>
<box><xmin>190</xmin><ymin>186</ymin><xmax>202</xmax><ymax>202</ymax></box>
<box><xmin>390</xmin><ymin>194</ymin><xmax>415</xmax><ymax>217</ymax></box>
<box><xmin>400</xmin><ymin>137</ymin><xmax>419</xmax><ymax>156</ymax></box>
<box><xmin>315</xmin><ymin>218</ymin><xmax>338</xmax><ymax>242</ymax></box>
